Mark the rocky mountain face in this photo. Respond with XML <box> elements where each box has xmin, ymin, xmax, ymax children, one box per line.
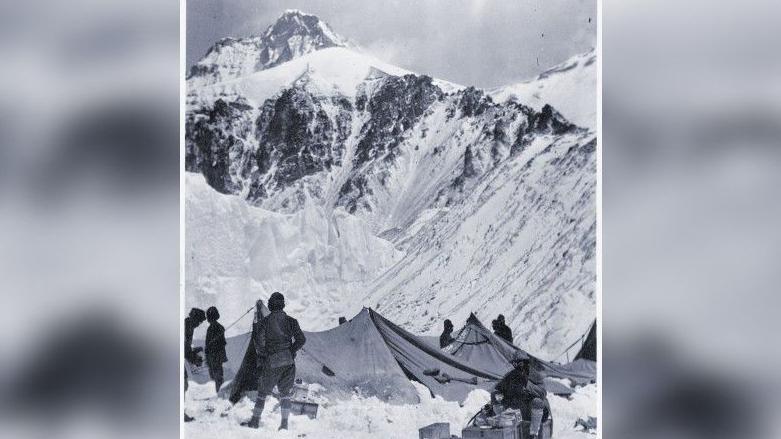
<box><xmin>188</xmin><ymin>9</ymin><xmax>348</xmax><ymax>87</ymax></box>
<box><xmin>185</xmin><ymin>11</ymin><xmax>596</xmax><ymax>358</ymax></box>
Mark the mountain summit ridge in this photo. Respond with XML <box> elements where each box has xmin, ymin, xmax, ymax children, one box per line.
<box><xmin>188</xmin><ymin>10</ymin><xmax>348</xmax><ymax>86</ymax></box>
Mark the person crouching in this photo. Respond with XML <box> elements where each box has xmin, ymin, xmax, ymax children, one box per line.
<box><xmin>493</xmin><ymin>353</ymin><xmax>551</xmax><ymax>438</ymax></box>
<box><xmin>243</xmin><ymin>292</ymin><xmax>306</xmax><ymax>430</ymax></box>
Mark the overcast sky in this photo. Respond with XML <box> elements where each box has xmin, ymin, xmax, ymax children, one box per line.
<box><xmin>187</xmin><ymin>0</ymin><xmax>596</xmax><ymax>88</ymax></box>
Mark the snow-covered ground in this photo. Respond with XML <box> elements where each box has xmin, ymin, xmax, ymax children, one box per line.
<box><xmin>184</xmin><ymin>381</ymin><xmax>597</xmax><ymax>439</ymax></box>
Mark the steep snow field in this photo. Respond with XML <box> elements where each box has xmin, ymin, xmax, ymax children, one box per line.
<box><xmin>184</xmin><ymin>381</ymin><xmax>596</xmax><ymax>439</ymax></box>
<box><xmin>186</xmin><ymin>173</ymin><xmax>401</xmax><ymax>333</ymax></box>
<box><xmin>490</xmin><ymin>50</ymin><xmax>596</xmax><ymax>129</ymax></box>
<box><xmin>367</xmin><ymin>132</ymin><xmax>596</xmax><ymax>359</ymax></box>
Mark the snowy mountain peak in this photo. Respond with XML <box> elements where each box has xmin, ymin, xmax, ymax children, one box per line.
<box><xmin>261</xmin><ymin>10</ymin><xmax>347</xmax><ymax>49</ymax></box>
<box><xmin>188</xmin><ymin>11</ymin><xmax>348</xmax><ymax>86</ymax></box>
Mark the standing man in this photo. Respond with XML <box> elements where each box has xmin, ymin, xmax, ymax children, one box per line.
<box><xmin>205</xmin><ymin>306</ymin><xmax>228</xmax><ymax>393</ymax></box>
<box><xmin>184</xmin><ymin>307</ymin><xmax>206</xmax><ymax>422</ymax></box>
<box><xmin>243</xmin><ymin>292</ymin><xmax>306</xmax><ymax>430</ymax></box>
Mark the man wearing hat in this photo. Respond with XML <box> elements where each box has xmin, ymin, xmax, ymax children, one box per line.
<box><xmin>243</xmin><ymin>292</ymin><xmax>306</xmax><ymax>430</ymax></box>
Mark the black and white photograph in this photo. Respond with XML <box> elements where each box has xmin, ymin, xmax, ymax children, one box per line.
<box><xmin>184</xmin><ymin>1</ymin><xmax>597</xmax><ymax>437</ymax></box>
<box><xmin>7</xmin><ymin>0</ymin><xmax>781</xmax><ymax>438</ymax></box>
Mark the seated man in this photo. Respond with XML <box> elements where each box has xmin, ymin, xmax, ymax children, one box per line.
<box><xmin>492</xmin><ymin>353</ymin><xmax>551</xmax><ymax>438</ymax></box>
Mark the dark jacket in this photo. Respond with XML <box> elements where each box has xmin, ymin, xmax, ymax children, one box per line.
<box><xmin>184</xmin><ymin>317</ymin><xmax>202</xmax><ymax>365</ymax></box>
<box><xmin>494</xmin><ymin>368</ymin><xmax>550</xmax><ymax>419</ymax></box>
<box><xmin>254</xmin><ymin>310</ymin><xmax>306</xmax><ymax>369</ymax></box>
<box><xmin>495</xmin><ymin>323</ymin><xmax>513</xmax><ymax>344</ymax></box>
<box><xmin>205</xmin><ymin>321</ymin><xmax>228</xmax><ymax>366</ymax></box>
<box><xmin>440</xmin><ymin>330</ymin><xmax>455</xmax><ymax>348</ymax></box>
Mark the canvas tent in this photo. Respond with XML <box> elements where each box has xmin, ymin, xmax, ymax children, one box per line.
<box><xmin>443</xmin><ymin>314</ymin><xmax>595</xmax><ymax>389</ymax></box>
<box><xmin>574</xmin><ymin>320</ymin><xmax>597</xmax><ymax>362</ymax></box>
<box><xmin>193</xmin><ymin>308</ymin><xmax>420</xmax><ymax>404</ymax></box>
<box><xmin>192</xmin><ymin>308</ymin><xmax>591</xmax><ymax>404</ymax></box>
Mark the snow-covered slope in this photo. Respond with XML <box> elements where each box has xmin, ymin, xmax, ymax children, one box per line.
<box><xmin>367</xmin><ymin>134</ymin><xmax>596</xmax><ymax>358</ymax></box>
<box><xmin>187</xmin><ymin>46</ymin><xmax>462</xmax><ymax>110</ymax></box>
<box><xmin>186</xmin><ymin>173</ymin><xmax>401</xmax><ymax>333</ymax></box>
<box><xmin>490</xmin><ymin>49</ymin><xmax>596</xmax><ymax>129</ymax></box>
<box><xmin>185</xmin><ymin>11</ymin><xmax>596</xmax><ymax>357</ymax></box>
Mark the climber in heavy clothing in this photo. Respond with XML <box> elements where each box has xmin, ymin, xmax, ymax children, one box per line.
<box><xmin>493</xmin><ymin>353</ymin><xmax>551</xmax><ymax>438</ymax></box>
<box><xmin>243</xmin><ymin>292</ymin><xmax>306</xmax><ymax>430</ymax></box>
<box><xmin>205</xmin><ymin>306</ymin><xmax>228</xmax><ymax>393</ymax></box>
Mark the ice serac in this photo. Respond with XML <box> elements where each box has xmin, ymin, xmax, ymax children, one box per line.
<box><xmin>188</xmin><ymin>9</ymin><xmax>348</xmax><ymax>87</ymax></box>
<box><xmin>185</xmin><ymin>173</ymin><xmax>402</xmax><ymax>333</ymax></box>
<box><xmin>185</xmin><ymin>11</ymin><xmax>596</xmax><ymax>356</ymax></box>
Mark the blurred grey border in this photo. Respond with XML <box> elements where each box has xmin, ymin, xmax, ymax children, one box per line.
<box><xmin>0</xmin><ymin>0</ymin><xmax>179</xmax><ymax>437</ymax></box>
<box><xmin>1</xmin><ymin>0</ymin><xmax>780</xmax><ymax>437</ymax></box>
<box><xmin>604</xmin><ymin>0</ymin><xmax>781</xmax><ymax>437</ymax></box>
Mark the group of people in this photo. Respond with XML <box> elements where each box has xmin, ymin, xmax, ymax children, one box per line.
<box><xmin>184</xmin><ymin>291</ymin><xmax>306</xmax><ymax>431</ymax></box>
<box><xmin>439</xmin><ymin>313</ymin><xmax>514</xmax><ymax>348</ymax></box>
<box><xmin>184</xmin><ymin>304</ymin><xmax>547</xmax><ymax>435</ymax></box>
<box><xmin>184</xmin><ymin>306</ymin><xmax>227</xmax><ymax>395</ymax></box>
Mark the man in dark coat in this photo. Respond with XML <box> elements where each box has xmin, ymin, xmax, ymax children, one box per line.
<box><xmin>493</xmin><ymin>354</ymin><xmax>551</xmax><ymax>438</ymax></box>
<box><xmin>494</xmin><ymin>314</ymin><xmax>514</xmax><ymax>344</ymax></box>
<box><xmin>184</xmin><ymin>307</ymin><xmax>206</xmax><ymax>422</ymax></box>
<box><xmin>440</xmin><ymin>319</ymin><xmax>455</xmax><ymax>348</ymax></box>
<box><xmin>205</xmin><ymin>306</ymin><xmax>228</xmax><ymax>393</ymax></box>
<box><xmin>243</xmin><ymin>292</ymin><xmax>306</xmax><ymax>430</ymax></box>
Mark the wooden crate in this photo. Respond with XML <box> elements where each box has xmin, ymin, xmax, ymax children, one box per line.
<box><xmin>289</xmin><ymin>400</ymin><xmax>318</xmax><ymax>419</ymax></box>
<box><xmin>418</xmin><ymin>422</ymin><xmax>450</xmax><ymax>439</ymax></box>
<box><xmin>462</xmin><ymin>425</ymin><xmax>519</xmax><ymax>439</ymax></box>
<box><xmin>517</xmin><ymin>419</ymin><xmax>553</xmax><ymax>439</ymax></box>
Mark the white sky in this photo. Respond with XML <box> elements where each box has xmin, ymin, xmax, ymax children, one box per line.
<box><xmin>187</xmin><ymin>0</ymin><xmax>596</xmax><ymax>88</ymax></box>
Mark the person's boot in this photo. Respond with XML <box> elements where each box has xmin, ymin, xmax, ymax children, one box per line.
<box><xmin>240</xmin><ymin>417</ymin><xmax>260</xmax><ymax>429</ymax></box>
<box><xmin>240</xmin><ymin>397</ymin><xmax>265</xmax><ymax>429</ymax></box>
<box><xmin>278</xmin><ymin>397</ymin><xmax>290</xmax><ymax>430</ymax></box>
